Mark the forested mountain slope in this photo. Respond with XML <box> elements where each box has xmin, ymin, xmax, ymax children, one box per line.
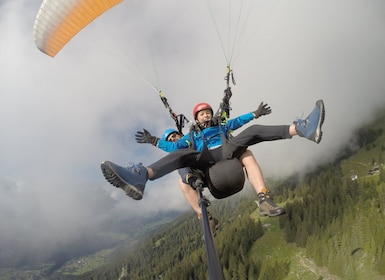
<box><xmin>58</xmin><ymin>111</ymin><xmax>385</xmax><ymax>279</ymax></box>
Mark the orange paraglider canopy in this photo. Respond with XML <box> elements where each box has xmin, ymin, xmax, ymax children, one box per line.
<box><xmin>33</xmin><ymin>0</ymin><xmax>123</xmax><ymax>57</ymax></box>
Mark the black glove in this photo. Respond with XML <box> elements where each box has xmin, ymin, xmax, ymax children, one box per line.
<box><xmin>253</xmin><ymin>102</ymin><xmax>271</xmax><ymax>119</ymax></box>
<box><xmin>135</xmin><ymin>129</ymin><xmax>159</xmax><ymax>146</ymax></box>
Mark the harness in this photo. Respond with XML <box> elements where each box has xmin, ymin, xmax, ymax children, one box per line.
<box><xmin>159</xmin><ymin>90</ymin><xmax>190</xmax><ymax>135</ymax></box>
<box><xmin>161</xmin><ymin>67</ymin><xmax>245</xmax><ymax>199</ymax></box>
<box><xmin>189</xmin><ymin>116</ymin><xmax>246</xmax><ymax>199</ymax></box>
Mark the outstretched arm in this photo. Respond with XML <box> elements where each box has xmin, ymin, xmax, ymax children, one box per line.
<box><xmin>135</xmin><ymin>128</ymin><xmax>191</xmax><ymax>152</ymax></box>
<box><xmin>226</xmin><ymin>102</ymin><xmax>272</xmax><ymax>130</ymax></box>
<box><xmin>253</xmin><ymin>102</ymin><xmax>271</xmax><ymax>119</ymax></box>
<box><xmin>135</xmin><ymin>129</ymin><xmax>159</xmax><ymax>146</ymax></box>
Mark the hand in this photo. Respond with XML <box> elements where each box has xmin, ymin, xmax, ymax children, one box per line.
<box><xmin>191</xmin><ymin>178</ymin><xmax>204</xmax><ymax>189</ymax></box>
<box><xmin>135</xmin><ymin>129</ymin><xmax>159</xmax><ymax>146</ymax></box>
<box><xmin>253</xmin><ymin>102</ymin><xmax>271</xmax><ymax>119</ymax></box>
<box><xmin>187</xmin><ymin>174</ymin><xmax>204</xmax><ymax>189</ymax></box>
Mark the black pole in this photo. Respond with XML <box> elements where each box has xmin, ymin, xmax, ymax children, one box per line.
<box><xmin>197</xmin><ymin>186</ymin><xmax>224</xmax><ymax>280</ymax></box>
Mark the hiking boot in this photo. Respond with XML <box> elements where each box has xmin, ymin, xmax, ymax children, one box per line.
<box><xmin>294</xmin><ymin>100</ymin><xmax>325</xmax><ymax>143</ymax></box>
<box><xmin>257</xmin><ymin>192</ymin><xmax>285</xmax><ymax>217</ymax></box>
<box><xmin>101</xmin><ymin>161</ymin><xmax>147</xmax><ymax>200</ymax></box>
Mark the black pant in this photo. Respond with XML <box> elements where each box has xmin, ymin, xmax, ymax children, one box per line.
<box><xmin>148</xmin><ymin>124</ymin><xmax>291</xmax><ymax>180</ymax></box>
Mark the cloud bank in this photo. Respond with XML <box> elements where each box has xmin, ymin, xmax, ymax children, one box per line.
<box><xmin>1</xmin><ymin>0</ymin><xmax>385</xmax><ymax>266</ymax></box>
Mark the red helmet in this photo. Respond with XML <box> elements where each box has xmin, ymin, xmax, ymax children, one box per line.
<box><xmin>193</xmin><ymin>102</ymin><xmax>213</xmax><ymax>119</ymax></box>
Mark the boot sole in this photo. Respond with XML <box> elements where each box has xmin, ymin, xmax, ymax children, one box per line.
<box><xmin>101</xmin><ymin>161</ymin><xmax>143</xmax><ymax>200</ymax></box>
<box><xmin>314</xmin><ymin>100</ymin><xmax>325</xmax><ymax>144</ymax></box>
<box><xmin>259</xmin><ymin>209</ymin><xmax>286</xmax><ymax>217</ymax></box>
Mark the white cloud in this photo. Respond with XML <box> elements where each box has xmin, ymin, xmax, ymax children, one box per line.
<box><xmin>1</xmin><ymin>0</ymin><xmax>385</xmax><ymax>266</ymax></box>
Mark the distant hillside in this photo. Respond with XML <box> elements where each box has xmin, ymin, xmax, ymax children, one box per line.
<box><xmin>7</xmin><ymin>110</ymin><xmax>385</xmax><ymax>280</ymax></box>
<box><xmin>81</xmin><ymin>109</ymin><xmax>385</xmax><ymax>280</ymax></box>
<box><xmin>0</xmin><ymin>211</ymin><xmax>181</xmax><ymax>280</ymax></box>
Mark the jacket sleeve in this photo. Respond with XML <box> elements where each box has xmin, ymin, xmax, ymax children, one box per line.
<box><xmin>157</xmin><ymin>134</ymin><xmax>191</xmax><ymax>152</ymax></box>
<box><xmin>226</xmin><ymin>112</ymin><xmax>254</xmax><ymax>130</ymax></box>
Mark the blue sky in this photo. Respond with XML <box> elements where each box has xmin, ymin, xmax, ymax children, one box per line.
<box><xmin>1</xmin><ymin>0</ymin><xmax>385</xmax><ymax>265</ymax></box>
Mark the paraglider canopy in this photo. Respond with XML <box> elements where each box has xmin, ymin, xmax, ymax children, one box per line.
<box><xmin>33</xmin><ymin>0</ymin><xmax>123</xmax><ymax>57</ymax></box>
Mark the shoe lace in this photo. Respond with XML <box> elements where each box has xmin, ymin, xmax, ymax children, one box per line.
<box><xmin>294</xmin><ymin>117</ymin><xmax>308</xmax><ymax>128</ymax></box>
<box><xmin>261</xmin><ymin>199</ymin><xmax>278</xmax><ymax>210</ymax></box>
<box><xmin>259</xmin><ymin>192</ymin><xmax>279</xmax><ymax>209</ymax></box>
<box><xmin>127</xmin><ymin>162</ymin><xmax>144</xmax><ymax>174</ymax></box>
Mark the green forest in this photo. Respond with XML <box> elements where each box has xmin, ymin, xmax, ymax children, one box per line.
<box><xmin>50</xmin><ymin>113</ymin><xmax>385</xmax><ymax>279</ymax></box>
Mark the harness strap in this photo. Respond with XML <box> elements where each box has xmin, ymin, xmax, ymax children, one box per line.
<box><xmin>159</xmin><ymin>90</ymin><xmax>190</xmax><ymax>134</ymax></box>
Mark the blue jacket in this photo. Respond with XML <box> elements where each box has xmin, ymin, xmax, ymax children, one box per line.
<box><xmin>157</xmin><ymin>112</ymin><xmax>254</xmax><ymax>152</ymax></box>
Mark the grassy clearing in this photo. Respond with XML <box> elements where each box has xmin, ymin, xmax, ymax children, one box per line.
<box><xmin>340</xmin><ymin>113</ymin><xmax>385</xmax><ymax>180</ymax></box>
<box><xmin>57</xmin><ymin>248</ymin><xmax>115</xmax><ymax>276</ymax></box>
<box><xmin>249</xmin><ymin>212</ymin><xmax>341</xmax><ymax>280</ymax></box>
